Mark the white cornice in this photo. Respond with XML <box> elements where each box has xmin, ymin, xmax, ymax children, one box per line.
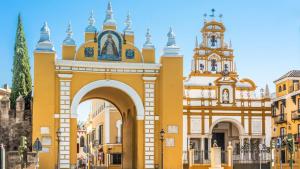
<box><xmin>56</xmin><ymin>60</ymin><xmax>160</xmax><ymax>69</ymax></box>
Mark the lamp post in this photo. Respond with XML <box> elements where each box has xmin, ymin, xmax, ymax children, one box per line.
<box><xmin>56</xmin><ymin>128</ymin><xmax>61</xmax><ymax>169</ymax></box>
<box><xmin>160</xmin><ymin>129</ymin><xmax>165</xmax><ymax>169</ymax></box>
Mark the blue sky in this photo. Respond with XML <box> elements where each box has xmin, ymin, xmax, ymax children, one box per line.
<box><xmin>1</xmin><ymin>0</ymin><xmax>300</xmax><ymax>120</ymax></box>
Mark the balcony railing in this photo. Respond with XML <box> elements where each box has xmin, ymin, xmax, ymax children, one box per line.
<box><xmin>275</xmin><ymin>114</ymin><xmax>287</xmax><ymax>124</ymax></box>
<box><xmin>291</xmin><ymin>110</ymin><xmax>300</xmax><ymax>120</ymax></box>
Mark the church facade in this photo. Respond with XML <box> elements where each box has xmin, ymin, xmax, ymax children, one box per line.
<box><xmin>32</xmin><ymin>2</ymin><xmax>183</xmax><ymax>169</ymax></box>
<box><xmin>182</xmin><ymin>12</ymin><xmax>272</xmax><ymax>162</ymax></box>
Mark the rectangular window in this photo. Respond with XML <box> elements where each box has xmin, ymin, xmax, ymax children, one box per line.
<box><xmin>280</xmin><ymin>103</ymin><xmax>285</xmax><ymax>115</ymax></box>
<box><xmin>280</xmin><ymin>127</ymin><xmax>285</xmax><ymax>138</ymax></box>
<box><xmin>279</xmin><ymin>86</ymin><xmax>282</xmax><ymax>92</ymax></box>
<box><xmin>99</xmin><ymin>125</ymin><xmax>103</xmax><ymax>145</ymax></box>
<box><xmin>111</xmin><ymin>154</ymin><xmax>122</xmax><ymax>165</ymax></box>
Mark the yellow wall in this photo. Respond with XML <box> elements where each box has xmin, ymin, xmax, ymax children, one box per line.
<box><xmin>159</xmin><ymin>56</ymin><xmax>183</xmax><ymax>169</ymax></box>
<box><xmin>33</xmin><ymin>52</ymin><xmax>57</xmax><ymax>169</ymax></box>
<box><xmin>272</xmin><ymin>77</ymin><xmax>300</xmax><ymax>168</ymax></box>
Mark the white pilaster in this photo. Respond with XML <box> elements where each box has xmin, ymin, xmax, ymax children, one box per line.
<box><xmin>58</xmin><ymin>74</ymin><xmax>72</xmax><ymax>169</ymax></box>
<box><xmin>143</xmin><ymin>76</ymin><xmax>156</xmax><ymax>169</ymax></box>
<box><xmin>105</xmin><ymin>107</ymin><xmax>110</xmax><ymax>144</ymax></box>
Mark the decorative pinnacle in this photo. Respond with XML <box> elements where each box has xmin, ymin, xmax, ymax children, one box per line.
<box><xmin>36</xmin><ymin>21</ymin><xmax>54</xmax><ymax>51</ymax></box>
<box><xmin>66</xmin><ymin>21</ymin><xmax>73</xmax><ymax>38</ymax></box>
<box><xmin>265</xmin><ymin>84</ymin><xmax>270</xmax><ymax>98</ymax></box>
<box><xmin>104</xmin><ymin>1</ymin><xmax>116</xmax><ymax>26</ymax></box>
<box><xmin>143</xmin><ymin>28</ymin><xmax>154</xmax><ymax>49</ymax></box>
<box><xmin>166</xmin><ymin>27</ymin><xmax>176</xmax><ymax>47</ymax></box>
<box><xmin>40</xmin><ymin>22</ymin><xmax>50</xmax><ymax>34</ymax></box>
<box><xmin>63</xmin><ymin>21</ymin><xmax>75</xmax><ymax>46</ymax></box>
<box><xmin>163</xmin><ymin>27</ymin><xmax>180</xmax><ymax>56</ymax></box>
<box><xmin>124</xmin><ymin>12</ymin><xmax>133</xmax><ymax>34</ymax></box>
<box><xmin>88</xmin><ymin>10</ymin><xmax>95</xmax><ymax>26</ymax></box>
<box><xmin>86</xmin><ymin>10</ymin><xmax>97</xmax><ymax>32</ymax></box>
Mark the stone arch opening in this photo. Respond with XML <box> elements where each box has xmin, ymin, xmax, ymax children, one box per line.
<box><xmin>210</xmin><ymin>118</ymin><xmax>244</xmax><ymax>151</ymax></box>
<box><xmin>72</xmin><ymin>80</ymin><xmax>144</xmax><ymax>169</ymax></box>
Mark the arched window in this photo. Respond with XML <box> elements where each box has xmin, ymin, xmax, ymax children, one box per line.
<box><xmin>80</xmin><ymin>136</ymin><xmax>85</xmax><ymax>147</ymax></box>
<box><xmin>283</xmin><ymin>84</ymin><xmax>286</xmax><ymax>91</ymax></box>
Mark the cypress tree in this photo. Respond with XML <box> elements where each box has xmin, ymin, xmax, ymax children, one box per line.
<box><xmin>10</xmin><ymin>14</ymin><xmax>32</xmax><ymax>108</ymax></box>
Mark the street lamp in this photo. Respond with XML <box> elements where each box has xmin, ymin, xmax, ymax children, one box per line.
<box><xmin>56</xmin><ymin>128</ymin><xmax>61</xmax><ymax>169</ymax></box>
<box><xmin>160</xmin><ymin>129</ymin><xmax>165</xmax><ymax>169</ymax></box>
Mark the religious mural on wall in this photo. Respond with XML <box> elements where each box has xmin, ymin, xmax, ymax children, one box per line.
<box><xmin>98</xmin><ymin>30</ymin><xmax>122</xmax><ymax>61</ymax></box>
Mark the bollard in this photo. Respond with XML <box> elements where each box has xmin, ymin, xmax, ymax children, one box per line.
<box><xmin>0</xmin><ymin>144</ymin><xmax>5</xmax><ymax>169</ymax></box>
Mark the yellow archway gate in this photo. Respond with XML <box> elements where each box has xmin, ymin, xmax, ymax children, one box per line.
<box><xmin>32</xmin><ymin>11</ymin><xmax>183</xmax><ymax>169</ymax></box>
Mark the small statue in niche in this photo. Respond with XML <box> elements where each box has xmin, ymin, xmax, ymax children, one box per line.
<box><xmin>200</xmin><ymin>63</ymin><xmax>204</xmax><ymax>71</ymax></box>
<box><xmin>211</xmin><ymin>59</ymin><xmax>217</xmax><ymax>72</ymax></box>
<box><xmin>222</xmin><ymin>89</ymin><xmax>230</xmax><ymax>104</ymax></box>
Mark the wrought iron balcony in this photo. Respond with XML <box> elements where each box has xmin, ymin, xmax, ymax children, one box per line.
<box><xmin>275</xmin><ymin>114</ymin><xmax>287</xmax><ymax>124</ymax></box>
<box><xmin>291</xmin><ymin>110</ymin><xmax>300</xmax><ymax>120</ymax></box>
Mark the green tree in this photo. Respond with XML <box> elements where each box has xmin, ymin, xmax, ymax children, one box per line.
<box><xmin>10</xmin><ymin>14</ymin><xmax>32</xmax><ymax>108</ymax></box>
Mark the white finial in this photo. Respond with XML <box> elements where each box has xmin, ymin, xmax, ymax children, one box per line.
<box><xmin>260</xmin><ymin>88</ymin><xmax>265</xmax><ymax>98</ymax></box>
<box><xmin>234</xmin><ymin>61</ymin><xmax>237</xmax><ymax>72</ymax></box>
<box><xmin>39</xmin><ymin>22</ymin><xmax>50</xmax><ymax>42</ymax></box>
<box><xmin>143</xmin><ymin>28</ymin><xmax>154</xmax><ymax>49</ymax></box>
<box><xmin>265</xmin><ymin>84</ymin><xmax>270</xmax><ymax>98</ymax></box>
<box><xmin>166</xmin><ymin>27</ymin><xmax>176</xmax><ymax>47</ymax></box>
<box><xmin>195</xmin><ymin>36</ymin><xmax>198</xmax><ymax>48</ymax></box>
<box><xmin>89</xmin><ymin>10</ymin><xmax>95</xmax><ymax>26</ymax></box>
<box><xmin>163</xmin><ymin>27</ymin><xmax>180</xmax><ymax>56</ymax></box>
<box><xmin>86</xmin><ymin>10</ymin><xmax>97</xmax><ymax>32</ymax></box>
<box><xmin>124</xmin><ymin>12</ymin><xmax>133</xmax><ymax>35</ymax></box>
<box><xmin>103</xmin><ymin>1</ymin><xmax>116</xmax><ymax>26</ymax></box>
<box><xmin>66</xmin><ymin>21</ymin><xmax>73</xmax><ymax>37</ymax></box>
<box><xmin>63</xmin><ymin>21</ymin><xmax>76</xmax><ymax>46</ymax></box>
<box><xmin>36</xmin><ymin>21</ymin><xmax>55</xmax><ymax>51</ymax></box>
